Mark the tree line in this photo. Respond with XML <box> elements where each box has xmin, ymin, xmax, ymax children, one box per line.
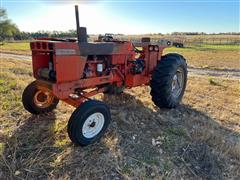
<box><xmin>14</xmin><ymin>30</ymin><xmax>78</xmax><ymax>40</ymax></box>
<box><xmin>0</xmin><ymin>8</ymin><xmax>19</xmax><ymax>41</ymax></box>
<box><xmin>7</xmin><ymin>30</ymin><xmax>240</xmax><ymax>41</ymax></box>
<box><xmin>170</xmin><ymin>32</ymin><xmax>240</xmax><ymax>36</ymax></box>
<box><xmin>0</xmin><ymin>8</ymin><xmax>79</xmax><ymax>41</ymax></box>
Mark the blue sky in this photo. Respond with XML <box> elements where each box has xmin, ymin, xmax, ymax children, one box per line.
<box><xmin>1</xmin><ymin>0</ymin><xmax>239</xmax><ymax>34</ymax></box>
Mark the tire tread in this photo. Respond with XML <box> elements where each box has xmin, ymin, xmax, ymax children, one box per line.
<box><xmin>150</xmin><ymin>53</ymin><xmax>187</xmax><ymax>108</ymax></box>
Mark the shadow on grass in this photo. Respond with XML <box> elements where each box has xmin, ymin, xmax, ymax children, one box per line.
<box><xmin>1</xmin><ymin>92</ymin><xmax>239</xmax><ymax>179</ymax></box>
<box><xmin>0</xmin><ymin>112</ymin><xmax>62</xmax><ymax>179</ymax></box>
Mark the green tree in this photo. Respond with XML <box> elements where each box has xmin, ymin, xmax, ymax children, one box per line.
<box><xmin>0</xmin><ymin>8</ymin><xmax>19</xmax><ymax>41</ymax></box>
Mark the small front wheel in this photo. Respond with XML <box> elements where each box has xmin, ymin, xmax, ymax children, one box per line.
<box><xmin>22</xmin><ymin>81</ymin><xmax>59</xmax><ymax>114</ymax></box>
<box><xmin>67</xmin><ymin>100</ymin><xmax>111</xmax><ymax>146</ymax></box>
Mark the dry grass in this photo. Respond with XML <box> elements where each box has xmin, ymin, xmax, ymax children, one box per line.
<box><xmin>0</xmin><ymin>58</ymin><xmax>239</xmax><ymax>179</ymax></box>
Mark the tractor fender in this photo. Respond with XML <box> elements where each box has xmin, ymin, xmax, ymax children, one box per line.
<box><xmin>162</xmin><ymin>53</ymin><xmax>186</xmax><ymax>62</ymax></box>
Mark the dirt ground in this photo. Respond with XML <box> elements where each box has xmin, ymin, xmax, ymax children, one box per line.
<box><xmin>0</xmin><ymin>58</ymin><xmax>239</xmax><ymax>179</ymax></box>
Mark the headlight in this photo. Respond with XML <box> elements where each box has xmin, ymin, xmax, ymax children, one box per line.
<box><xmin>149</xmin><ymin>45</ymin><xmax>154</xmax><ymax>51</ymax></box>
<box><xmin>154</xmin><ymin>46</ymin><xmax>159</xmax><ymax>51</ymax></box>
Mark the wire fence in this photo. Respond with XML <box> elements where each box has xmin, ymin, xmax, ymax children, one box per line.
<box><xmin>113</xmin><ymin>35</ymin><xmax>240</xmax><ymax>47</ymax></box>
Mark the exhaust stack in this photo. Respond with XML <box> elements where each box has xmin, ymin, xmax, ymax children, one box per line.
<box><xmin>75</xmin><ymin>5</ymin><xmax>87</xmax><ymax>43</ymax></box>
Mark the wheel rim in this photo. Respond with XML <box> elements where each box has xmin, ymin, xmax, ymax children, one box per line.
<box><xmin>33</xmin><ymin>90</ymin><xmax>54</xmax><ymax>108</ymax></box>
<box><xmin>82</xmin><ymin>112</ymin><xmax>105</xmax><ymax>139</ymax></box>
<box><xmin>171</xmin><ymin>67</ymin><xmax>184</xmax><ymax>98</ymax></box>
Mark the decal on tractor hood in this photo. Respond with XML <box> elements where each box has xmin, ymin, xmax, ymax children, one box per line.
<box><xmin>56</xmin><ymin>49</ymin><xmax>76</xmax><ymax>55</ymax></box>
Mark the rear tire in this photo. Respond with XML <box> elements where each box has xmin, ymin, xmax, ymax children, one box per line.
<box><xmin>67</xmin><ymin>100</ymin><xmax>111</xmax><ymax>146</ymax></box>
<box><xmin>22</xmin><ymin>81</ymin><xmax>59</xmax><ymax>114</ymax></box>
<box><xmin>150</xmin><ymin>53</ymin><xmax>187</xmax><ymax>108</ymax></box>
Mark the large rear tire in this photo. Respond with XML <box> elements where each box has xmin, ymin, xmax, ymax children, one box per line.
<box><xmin>150</xmin><ymin>53</ymin><xmax>187</xmax><ymax>108</ymax></box>
<box><xmin>22</xmin><ymin>81</ymin><xmax>59</xmax><ymax>114</ymax></box>
<box><xmin>67</xmin><ymin>100</ymin><xmax>111</xmax><ymax>146</ymax></box>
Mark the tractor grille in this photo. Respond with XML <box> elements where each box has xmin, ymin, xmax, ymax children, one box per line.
<box><xmin>30</xmin><ymin>42</ymin><xmax>54</xmax><ymax>51</ymax></box>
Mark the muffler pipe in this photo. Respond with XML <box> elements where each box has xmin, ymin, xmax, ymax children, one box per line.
<box><xmin>75</xmin><ymin>5</ymin><xmax>87</xmax><ymax>43</ymax></box>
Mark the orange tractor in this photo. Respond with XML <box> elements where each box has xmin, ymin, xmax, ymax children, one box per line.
<box><xmin>22</xmin><ymin>6</ymin><xmax>187</xmax><ymax>146</ymax></box>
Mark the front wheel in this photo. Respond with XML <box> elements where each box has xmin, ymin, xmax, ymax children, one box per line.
<box><xmin>22</xmin><ymin>81</ymin><xmax>59</xmax><ymax>114</ymax></box>
<box><xmin>150</xmin><ymin>53</ymin><xmax>187</xmax><ymax>108</ymax></box>
<box><xmin>67</xmin><ymin>100</ymin><xmax>111</xmax><ymax>146</ymax></box>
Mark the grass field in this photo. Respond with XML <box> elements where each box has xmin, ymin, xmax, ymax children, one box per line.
<box><xmin>1</xmin><ymin>41</ymin><xmax>239</xmax><ymax>69</ymax></box>
<box><xmin>0</xmin><ymin>58</ymin><xmax>239</xmax><ymax>179</ymax></box>
<box><xmin>0</xmin><ymin>42</ymin><xmax>31</xmax><ymax>55</ymax></box>
<box><xmin>164</xmin><ymin>45</ymin><xmax>240</xmax><ymax>69</ymax></box>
